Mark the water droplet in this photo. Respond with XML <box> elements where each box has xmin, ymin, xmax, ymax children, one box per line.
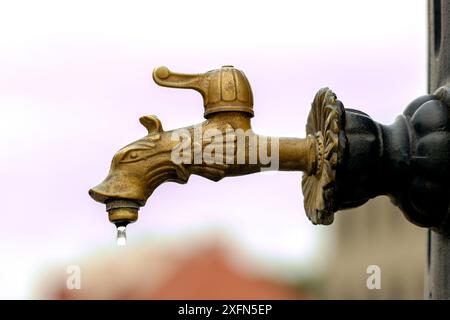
<box><xmin>116</xmin><ymin>226</ymin><xmax>127</xmax><ymax>246</ymax></box>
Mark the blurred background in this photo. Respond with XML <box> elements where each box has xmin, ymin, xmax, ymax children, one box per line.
<box><xmin>0</xmin><ymin>0</ymin><xmax>427</xmax><ymax>299</ymax></box>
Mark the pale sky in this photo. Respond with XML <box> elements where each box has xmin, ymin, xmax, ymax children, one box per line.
<box><xmin>0</xmin><ymin>0</ymin><xmax>427</xmax><ymax>298</ymax></box>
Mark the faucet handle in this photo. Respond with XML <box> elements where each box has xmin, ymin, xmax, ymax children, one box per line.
<box><xmin>152</xmin><ymin>66</ymin><xmax>254</xmax><ymax>118</ymax></box>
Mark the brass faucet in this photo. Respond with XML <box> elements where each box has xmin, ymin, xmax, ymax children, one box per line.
<box><xmin>89</xmin><ymin>65</ymin><xmax>341</xmax><ymax>228</ymax></box>
<box><xmin>89</xmin><ymin>65</ymin><xmax>450</xmax><ymax>236</ymax></box>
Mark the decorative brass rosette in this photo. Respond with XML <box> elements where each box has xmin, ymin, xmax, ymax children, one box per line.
<box><xmin>302</xmin><ymin>88</ymin><xmax>344</xmax><ymax>225</ymax></box>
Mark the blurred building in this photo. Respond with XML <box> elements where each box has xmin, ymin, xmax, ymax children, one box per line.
<box><xmin>35</xmin><ymin>197</ymin><xmax>427</xmax><ymax>300</ymax></box>
<box><xmin>322</xmin><ymin>196</ymin><xmax>427</xmax><ymax>299</ymax></box>
<box><xmin>36</xmin><ymin>234</ymin><xmax>307</xmax><ymax>300</ymax></box>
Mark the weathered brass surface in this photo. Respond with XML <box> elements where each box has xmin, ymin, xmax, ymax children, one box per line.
<box><xmin>153</xmin><ymin>66</ymin><xmax>254</xmax><ymax>118</ymax></box>
<box><xmin>89</xmin><ymin>65</ymin><xmax>450</xmax><ymax>233</ymax></box>
<box><xmin>302</xmin><ymin>88</ymin><xmax>343</xmax><ymax>224</ymax></box>
<box><xmin>89</xmin><ymin>65</ymin><xmax>337</xmax><ymax>227</ymax></box>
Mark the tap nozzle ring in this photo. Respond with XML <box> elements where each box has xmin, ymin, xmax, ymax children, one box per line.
<box><xmin>106</xmin><ymin>199</ymin><xmax>140</xmax><ymax>227</ymax></box>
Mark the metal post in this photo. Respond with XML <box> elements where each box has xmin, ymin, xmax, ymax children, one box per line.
<box><xmin>428</xmin><ymin>0</ymin><xmax>450</xmax><ymax>300</ymax></box>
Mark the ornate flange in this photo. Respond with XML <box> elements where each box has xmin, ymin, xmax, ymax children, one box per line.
<box><xmin>302</xmin><ymin>88</ymin><xmax>345</xmax><ymax>225</ymax></box>
<box><xmin>301</xmin><ymin>85</ymin><xmax>450</xmax><ymax>235</ymax></box>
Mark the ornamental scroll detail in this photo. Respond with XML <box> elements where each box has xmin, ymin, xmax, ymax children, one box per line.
<box><xmin>302</xmin><ymin>88</ymin><xmax>344</xmax><ymax>225</ymax></box>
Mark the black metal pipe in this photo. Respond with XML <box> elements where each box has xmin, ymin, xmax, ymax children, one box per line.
<box><xmin>427</xmin><ymin>0</ymin><xmax>450</xmax><ymax>300</ymax></box>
